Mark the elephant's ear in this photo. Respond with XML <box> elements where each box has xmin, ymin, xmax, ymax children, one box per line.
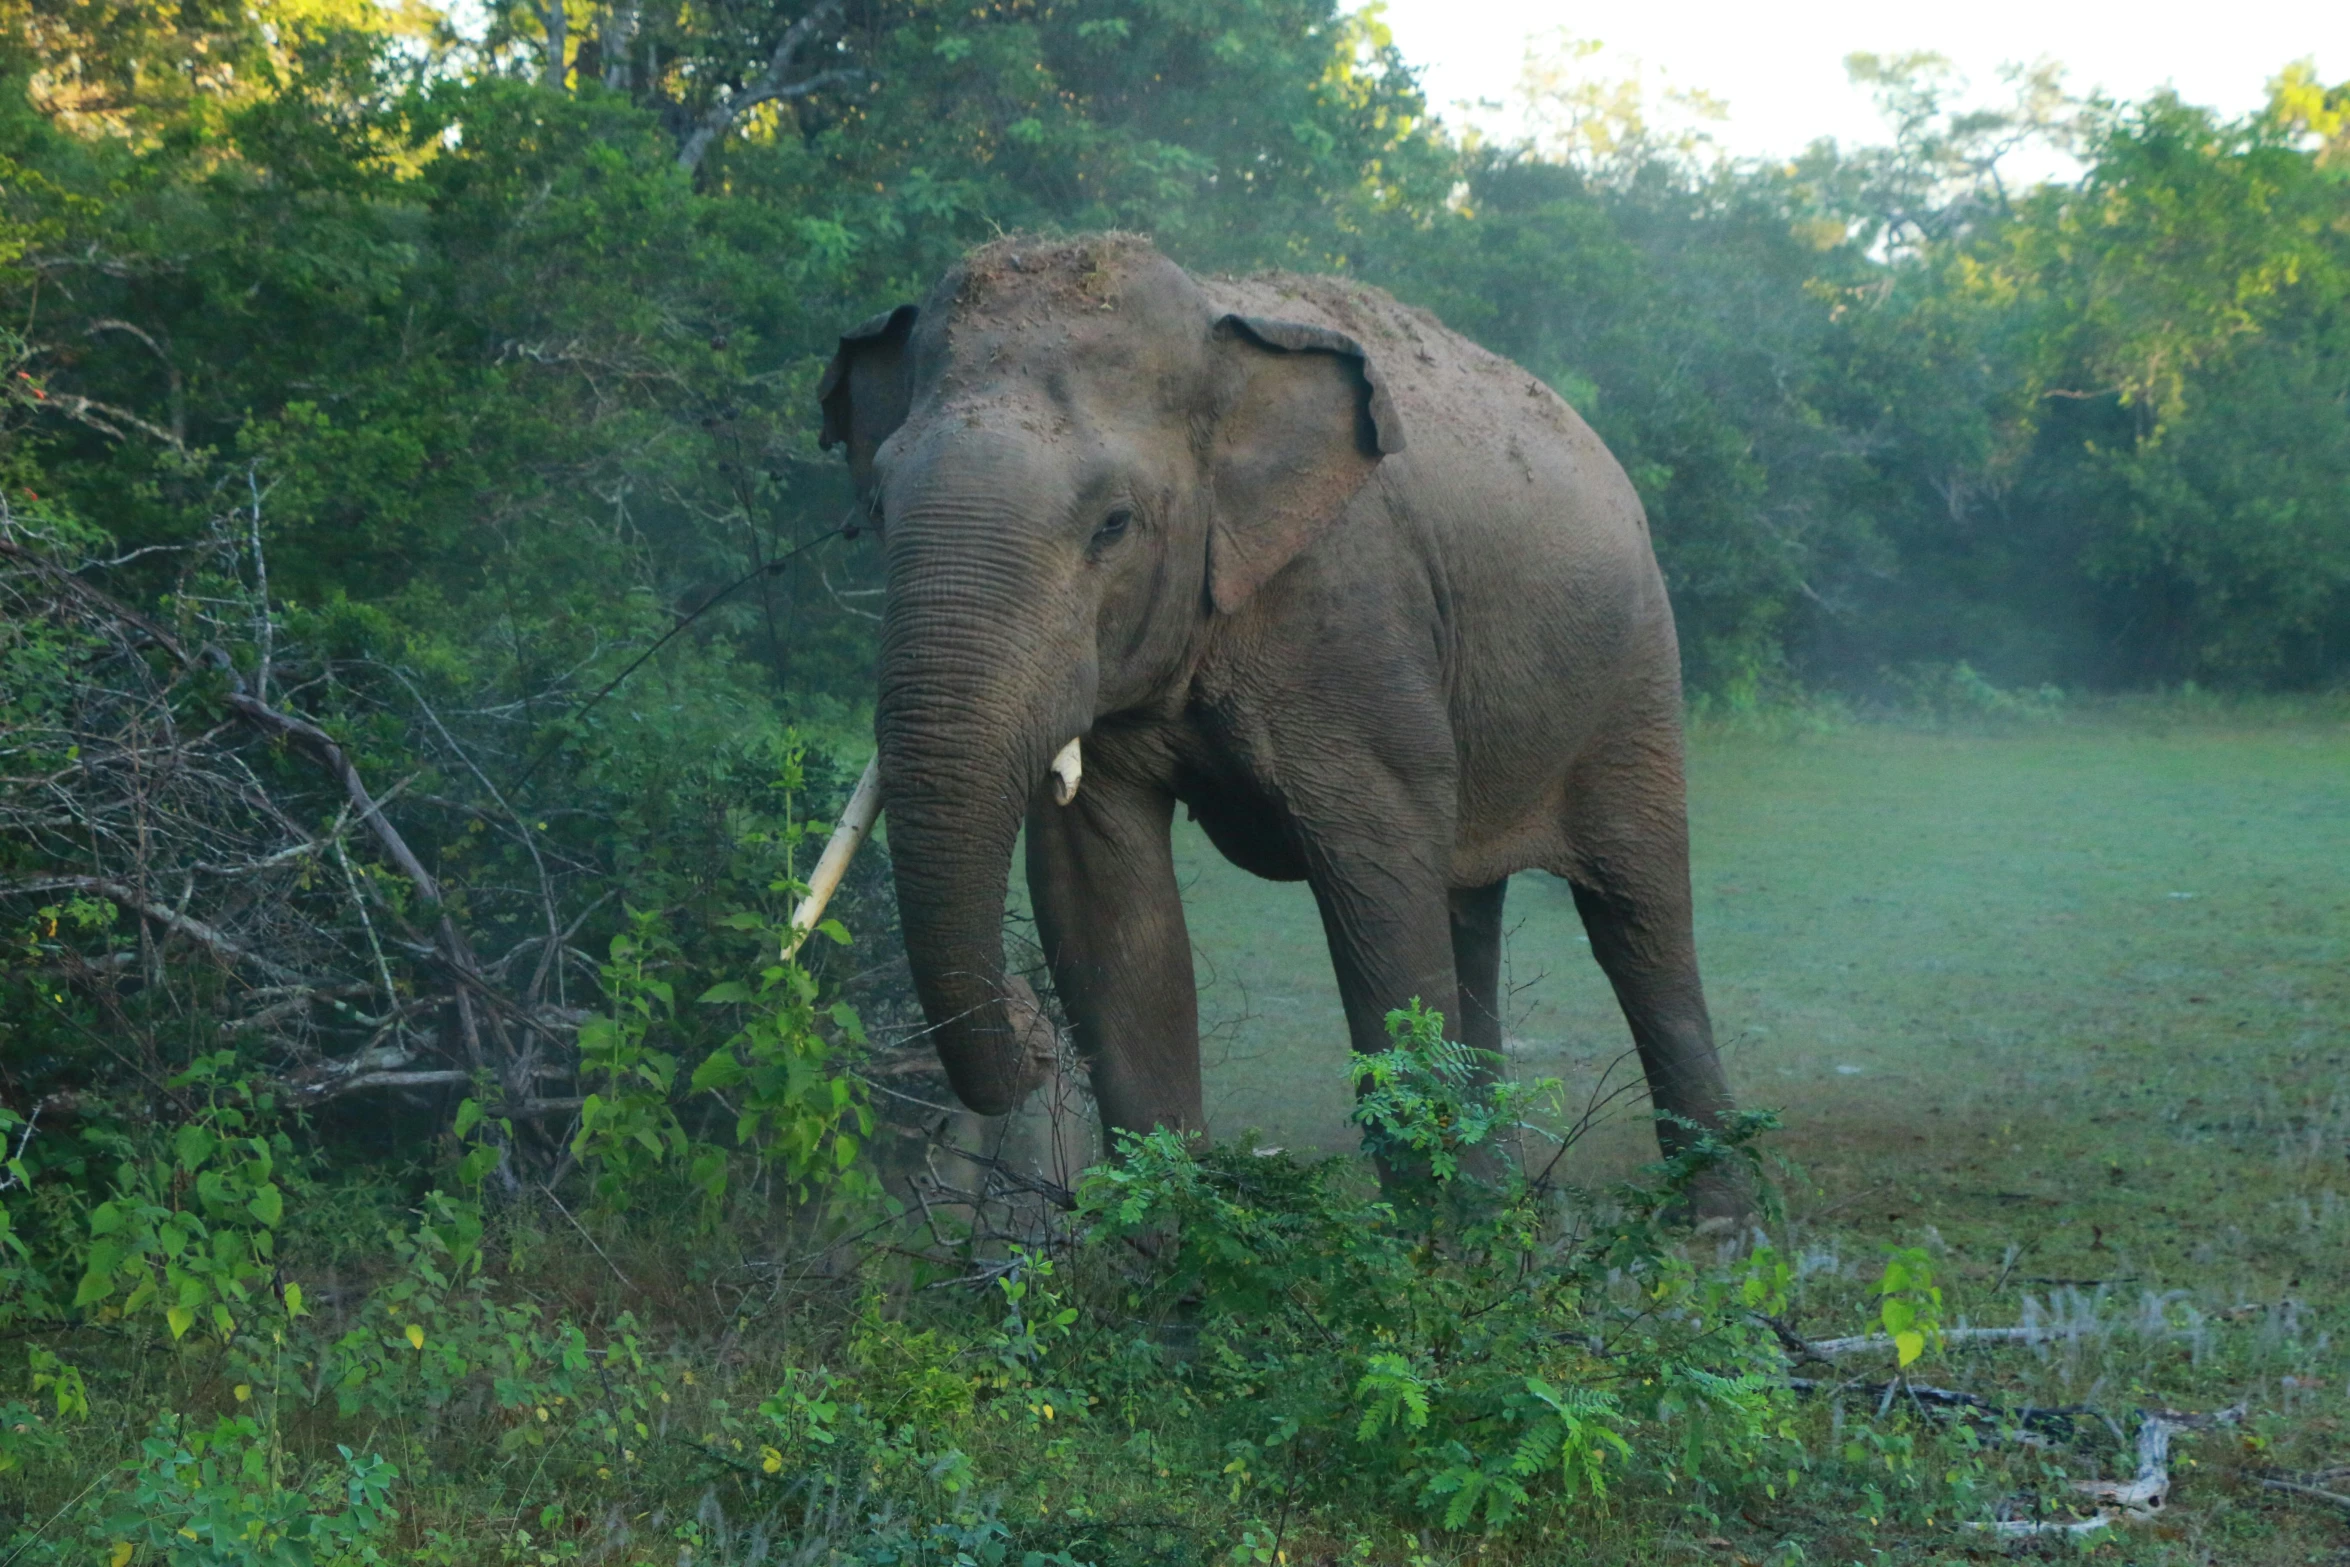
<box><xmin>1206</xmin><ymin>314</ymin><xmax>1404</xmax><ymax>614</ymax></box>
<box><xmin>818</xmin><ymin>304</ymin><xmax>920</xmax><ymax>497</ymax></box>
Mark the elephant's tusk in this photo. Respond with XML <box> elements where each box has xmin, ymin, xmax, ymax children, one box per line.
<box><xmin>784</xmin><ymin>754</ymin><xmax>883</xmax><ymax>961</ymax></box>
<box><xmin>1050</xmin><ymin>737</ymin><xmax>1083</xmax><ymax>805</ymax></box>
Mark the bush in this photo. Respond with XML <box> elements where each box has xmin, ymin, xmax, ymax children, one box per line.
<box><xmin>1077</xmin><ymin>1001</ymin><xmax>1794</xmax><ymax>1538</ymax></box>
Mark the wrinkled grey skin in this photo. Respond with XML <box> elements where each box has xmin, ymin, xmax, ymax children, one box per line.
<box><xmin>820</xmin><ymin>234</ymin><xmax>1739</xmax><ymax>1206</ymax></box>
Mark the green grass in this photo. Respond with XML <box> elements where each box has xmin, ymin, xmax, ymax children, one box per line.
<box><xmin>1164</xmin><ymin>706</ymin><xmax>2350</xmax><ymax>1558</ymax></box>
<box><xmin>1182</xmin><ymin>711</ymin><xmax>2350</xmax><ymax>1206</ymax></box>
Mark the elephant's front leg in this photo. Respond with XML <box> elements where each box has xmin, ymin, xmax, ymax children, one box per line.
<box><xmin>1025</xmin><ymin>771</ymin><xmax>1202</xmax><ymax>1139</ymax></box>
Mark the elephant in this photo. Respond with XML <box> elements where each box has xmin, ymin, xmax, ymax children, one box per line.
<box><xmin>817</xmin><ymin>233</ymin><xmax>1741</xmax><ymax>1209</ymax></box>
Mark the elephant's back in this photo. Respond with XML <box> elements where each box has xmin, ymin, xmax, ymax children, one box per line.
<box><xmin>1205</xmin><ymin>275</ymin><xmax>1629</xmax><ymax>505</ymax></box>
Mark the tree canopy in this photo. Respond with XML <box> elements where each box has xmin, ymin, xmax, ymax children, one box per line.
<box><xmin>5</xmin><ymin>0</ymin><xmax>2345</xmax><ymax>704</ymax></box>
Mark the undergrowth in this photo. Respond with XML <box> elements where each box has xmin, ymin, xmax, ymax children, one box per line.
<box><xmin>3</xmin><ymin>1000</ymin><xmax>2327</xmax><ymax>1564</ymax></box>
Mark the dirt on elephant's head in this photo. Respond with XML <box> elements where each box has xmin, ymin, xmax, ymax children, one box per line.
<box><xmin>945</xmin><ymin>231</ymin><xmax>1169</xmax><ymax>321</ymax></box>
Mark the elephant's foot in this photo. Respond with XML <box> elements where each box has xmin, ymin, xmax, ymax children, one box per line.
<box><xmin>1666</xmin><ymin>1162</ymin><xmax>1758</xmax><ymax>1234</ymax></box>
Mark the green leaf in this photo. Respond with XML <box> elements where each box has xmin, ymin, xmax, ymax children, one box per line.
<box><xmin>815</xmin><ymin>918</ymin><xmax>850</xmax><ymax>946</ymax></box>
<box><xmin>697</xmin><ymin>980</ymin><xmax>752</xmax><ymax>1005</ymax></box>
<box><xmin>453</xmin><ymin>1097</ymin><xmax>483</xmax><ymax>1139</ymax></box>
<box><xmin>166</xmin><ymin>1303</ymin><xmax>195</xmax><ymax>1340</ymax></box>
<box><xmin>247</xmin><ymin>1183</ymin><xmax>283</xmax><ymax>1228</ymax></box>
<box><xmin>1894</xmin><ymin>1329</ymin><xmax>1925</xmax><ymax>1367</ymax></box>
<box><xmin>690</xmin><ymin>1052</ymin><xmax>745</xmax><ymax>1092</ymax></box>
<box><xmin>173</xmin><ymin>1124</ymin><xmax>215</xmax><ymax>1171</ymax></box>
<box><xmin>73</xmin><ymin>1246</ymin><xmax>123</xmax><ymax>1307</ymax></box>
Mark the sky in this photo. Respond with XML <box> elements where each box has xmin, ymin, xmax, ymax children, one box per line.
<box><xmin>1375</xmin><ymin>0</ymin><xmax>2346</xmax><ymax>161</ymax></box>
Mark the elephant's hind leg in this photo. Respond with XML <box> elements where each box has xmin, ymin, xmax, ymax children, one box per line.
<box><xmin>1561</xmin><ymin>741</ymin><xmax>1744</xmax><ymax>1216</ymax></box>
<box><xmin>1448</xmin><ymin>880</ymin><xmax>1508</xmax><ymax>1061</ymax></box>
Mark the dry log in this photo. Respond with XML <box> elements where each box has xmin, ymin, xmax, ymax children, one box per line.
<box><xmin>1801</xmin><ymin>1324</ymin><xmax>2044</xmax><ymax>1357</ymax></box>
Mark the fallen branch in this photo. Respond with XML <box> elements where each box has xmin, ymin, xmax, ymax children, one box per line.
<box><xmin>2260</xmin><ymin>1477</ymin><xmax>2350</xmax><ymax>1513</ymax></box>
<box><xmin>1965</xmin><ymin>1403</ymin><xmax>2243</xmax><ymax>1537</ymax></box>
<box><xmin>1801</xmin><ymin>1324</ymin><xmax>2045</xmax><ymax>1357</ymax></box>
<box><xmin>1</xmin><ymin>874</ymin><xmax>309</xmax><ymax>985</ymax></box>
<box><xmin>1785</xmin><ymin>1376</ymin><xmax>2084</xmax><ymax>1440</ymax></box>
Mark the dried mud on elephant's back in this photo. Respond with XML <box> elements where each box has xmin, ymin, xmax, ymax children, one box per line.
<box><xmin>1208</xmin><ymin>267</ymin><xmax>1594</xmax><ymax>463</ymax></box>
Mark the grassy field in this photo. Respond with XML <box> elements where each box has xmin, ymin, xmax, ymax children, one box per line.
<box><xmin>1150</xmin><ymin>705</ymin><xmax>2350</xmax><ymax>1557</ymax></box>
<box><xmin>1181</xmin><ymin>710</ymin><xmax>2349</xmax><ymax>1214</ymax></box>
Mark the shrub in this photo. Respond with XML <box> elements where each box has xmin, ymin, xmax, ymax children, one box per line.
<box><xmin>1077</xmin><ymin>1001</ymin><xmax>1795</xmax><ymax>1537</ymax></box>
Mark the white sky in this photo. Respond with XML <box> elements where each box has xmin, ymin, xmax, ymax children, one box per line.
<box><xmin>1375</xmin><ymin>0</ymin><xmax>2347</xmax><ymax>160</ymax></box>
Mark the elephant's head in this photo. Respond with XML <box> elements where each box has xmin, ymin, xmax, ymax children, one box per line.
<box><xmin>818</xmin><ymin>234</ymin><xmax>1403</xmax><ymax>1115</ymax></box>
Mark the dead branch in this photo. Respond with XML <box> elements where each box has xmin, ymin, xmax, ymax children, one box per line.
<box><xmin>1798</xmin><ymin>1324</ymin><xmax>2047</xmax><ymax>1357</ymax></box>
<box><xmin>2259</xmin><ymin>1477</ymin><xmax>2350</xmax><ymax>1513</ymax></box>
<box><xmin>674</xmin><ymin>0</ymin><xmax>857</xmax><ymax>174</ymax></box>
<box><xmin>1964</xmin><ymin>1403</ymin><xmax>2243</xmax><ymax>1537</ymax></box>
<box><xmin>1</xmin><ymin>874</ymin><xmax>310</xmax><ymax>985</ymax></box>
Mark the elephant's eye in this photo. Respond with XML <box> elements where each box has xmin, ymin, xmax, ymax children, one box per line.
<box><xmin>1092</xmin><ymin>507</ymin><xmax>1134</xmax><ymax>547</ymax></box>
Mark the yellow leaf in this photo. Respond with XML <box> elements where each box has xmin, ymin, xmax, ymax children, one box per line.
<box><xmin>761</xmin><ymin>1445</ymin><xmax>783</xmax><ymax>1474</ymax></box>
<box><xmin>1042</xmin><ymin>1403</ymin><xmax>1054</xmax><ymax>1421</ymax></box>
<box><xmin>111</xmin><ymin>1544</ymin><xmax>134</xmax><ymax>1567</ymax></box>
<box><xmin>1894</xmin><ymin>1329</ymin><xmax>1925</xmax><ymax>1367</ymax></box>
<box><xmin>405</xmin><ymin>1324</ymin><xmax>425</xmax><ymax>1350</ymax></box>
<box><xmin>233</xmin><ymin>1384</ymin><xmax>251</xmax><ymax>1403</ymax></box>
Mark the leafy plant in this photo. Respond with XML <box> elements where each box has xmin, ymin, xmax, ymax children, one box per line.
<box><xmin>95</xmin><ymin>1413</ymin><xmax>396</xmax><ymax>1567</ymax></box>
<box><xmin>72</xmin><ymin>1056</ymin><xmax>302</xmax><ymax>1343</ymax></box>
<box><xmin>1079</xmin><ymin>1001</ymin><xmax>1794</xmax><ymax>1535</ymax></box>
<box><xmin>1874</xmin><ymin>1246</ymin><xmax>1944</xmax><ymax>1369</ymax></box>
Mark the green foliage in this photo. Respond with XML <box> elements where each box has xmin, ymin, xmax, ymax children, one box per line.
<box><xmin>96</xmin><ymin>1415</ymin><xmax>397</xmax><ymax>1567</ymax></box>
<box><xmin>1874</xmin><ymin>1247</ymin><xmax>1943</xmax><ymax>1369</ymax></box>
<box><xmin>569</xmin><ymin>741</ymin><xmax>875</xmax><ymax>1221</ymax></box>
<box><xmin>1350</xmin><ymin>999</ymin><xmax>1537</xmax><ymax>1184</ymax></box>
<box><xmin>1082</xmin><ymin>1002</ymin><xmax>1795</xmax><ymax>1535</ymax></box>
<box><xmin>72</xmin><ymin>1056</ymin><xmax>302</xmax><ymax>1344</ymax></box>
<box><xmin>572</xmin><ymin>914</ymin><xmax>694</xmax><ymax>1210</ymax></box>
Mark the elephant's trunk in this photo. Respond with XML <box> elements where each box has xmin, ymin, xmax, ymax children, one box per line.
<box><xmin>876</xmin><ymin>517</ymin><xmax>1087</xmax><ymax>1117</ymax></box>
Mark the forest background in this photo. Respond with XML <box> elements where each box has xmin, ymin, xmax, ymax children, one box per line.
<box><xmin>2</xmin><ymin>0</ymin><xmax>2348</xmax><ymax>1559</ymax></box>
